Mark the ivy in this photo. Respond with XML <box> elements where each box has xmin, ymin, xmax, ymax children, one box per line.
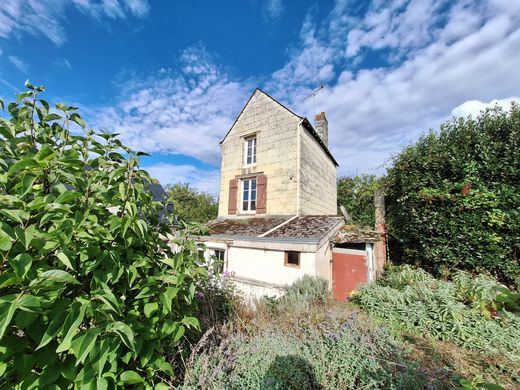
<box><xmin>386</xmin><ymin>103</ymin><xmax>520</xmax><ymax>286</ymax></box>
<box><xmin>0</xmin><ymin>83</ymin><xmax>207</xmax><ymax>388</ymax></box>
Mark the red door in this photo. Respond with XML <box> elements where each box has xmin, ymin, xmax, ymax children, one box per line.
<box><xmin>332</xmin><ymin>248</ymin><xmax>368</xmax><ymax>301</ymax></box>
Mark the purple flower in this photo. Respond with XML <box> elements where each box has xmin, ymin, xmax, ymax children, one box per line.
<box><xmin>196</xmin><ymin>291</ymin><xmax>205</xmax><ymax>299</ymax></box>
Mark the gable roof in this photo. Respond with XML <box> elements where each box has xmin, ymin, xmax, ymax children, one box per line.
<box><xmin>220</xmin><ymin>88</ymin><xmax>338</xmax><ymax>167</ymax></box>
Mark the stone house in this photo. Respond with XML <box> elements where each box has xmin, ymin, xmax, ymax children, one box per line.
<box><xmin>198</xmin><ymin>89</ymin><xmax>385</xmax><ymax>299</ymax></box>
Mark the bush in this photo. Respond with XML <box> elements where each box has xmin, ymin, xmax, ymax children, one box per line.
<box><xmin>337</xmin><ymin>174</ymin><xmax>381</xmax><ymax>228</ymax></box>
<box><xmin>0</xmin><ymin>83</ymin><xmax>206</xmax><ymax>388</ymax></box>
<box><xmin>256</xmin><ymin>275</ymin><xmax>330</xmax><ymax>313</ymax></box>
<box><xmin>352</xmin><ymin>266</ymin><xmax>520</xmax><ymax>366</ymax></box>
<box><xmin>385</xmin><ymin>104</ymin><xmax>520</xmax><ymax>285</ymax></box>
<box><xmin>183</xmin><ymin>305</ymin><xmax>434</xmax><ymax>389</ymax></box>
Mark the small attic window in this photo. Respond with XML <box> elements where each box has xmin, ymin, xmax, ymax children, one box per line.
<box><xmin>244</xmin><ymin>136</ymin><xmax>257</xmax><ymax>166</ymax></box>
<box><xmin>285</xmin><ymin>251</ymin><xmax>300</xmax><ymax>267</ymax></box>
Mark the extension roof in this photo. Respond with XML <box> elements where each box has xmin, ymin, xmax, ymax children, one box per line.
<box><xmin>220</xmin><ymin>88</ymin><xmax>338</xmax><ymax>167</ymax></box>
<box><xmin>202</xmin><ymin>215</ymin><xmax>344</xmax><ymax>244</ymax></box>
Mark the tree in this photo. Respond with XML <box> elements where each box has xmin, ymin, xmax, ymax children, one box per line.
<box><xmin>166</xmin><ymin>183</ymin><xmax>218</xmax><ymax>224</ymax></box>
<box><xmin>337</xmin><ymin>174</ymin><xmax>381</xmax><ymax>228</ymax></box>
<box><xmin>385</xmin><ymin>104</ymin><xmax>520</xmax><ymax>286</ymax></box>
<box><xmin>0</xmin><ymin>82</ymin><xmax>206</xmax><ymax>388</ymax></box>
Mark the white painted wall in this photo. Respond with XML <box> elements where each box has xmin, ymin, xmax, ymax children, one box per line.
<box><xmin>199</xmin><ymin>239</ymin><xmax>341</xmax><ymax>301</ymax></box>
<box><xmin>228</xmin><ymin>246</ymin><xmax>315</xmax><ymax>285</ymax></box>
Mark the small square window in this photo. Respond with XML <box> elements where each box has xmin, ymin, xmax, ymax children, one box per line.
<box><xmin>285</xmin><ymin>251</ymin><xmax>300</xmax><ymax>267</ymax></box>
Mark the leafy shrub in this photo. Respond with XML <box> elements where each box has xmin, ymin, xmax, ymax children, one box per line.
<box><xmin>337</xmin><ymin>174</ymin><xmax>382</xmax><ymax>228</ymax></box>
<box><xmin>385</xmin><ymin>104</ymin><xmax>520</xmax><ymax>285</ymax></box>
<box><xmin>183</xmin><ymin>306</ymin><xmax>434</xmax><ymax>389</ymax></box>
<box><xmin>282</xmin><ymin>275</ymin><xmax>329</xmax><ymax>306</ymax></box>
<box><xmin>352</xmin><ymin>266</ymin><xmax>520</xmax><ymax>367</ymax></box>
<box><xmin>0</xmin><ymin>83</ymin><xmax>206</xmax><ymax>388</ymax></box>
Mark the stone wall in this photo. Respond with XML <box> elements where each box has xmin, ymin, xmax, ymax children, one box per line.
<box><xmin>218</xmin><ymin>90</ymin><xmax>300</xmax><ymax>217</ymax></box>
<box><xmin>298</xmin><ymin>126</ymin><xmax>337</xmax><ymax>215</ymax></box>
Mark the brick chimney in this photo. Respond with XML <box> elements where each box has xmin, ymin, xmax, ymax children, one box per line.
<box><xmin>315</xmin><ymin>112</ymin><xmax>328</xmax><ymax>146</ymax></box>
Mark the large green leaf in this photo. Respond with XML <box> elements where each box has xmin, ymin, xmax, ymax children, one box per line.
<box><xmin>0</xmin><ymin>235</ymin><xmax>12</xmax><ymax>252</ymax></box>
<box><xmin>0</xmin><ymin>301</ymin><xmax>17</xmax><ymax>340</ymax></box>
<box><xmin>9</xmin><ymin>253</ymin><xmax>32</xmax><ymax>279</ymax></box>
<box><xmin>56</xmin><ymin>251</ymin><xmax>74</xmax><ymax>270</ymax></box>
<box><xmin>56</xmin><ymin>304</ymin><xmax>87</xmax><ymax>353</ymax></box>
<box><xmin>30</xmin><ymin>270</ymin><xmax>80</xmax><ymax>288</ymax></box>
<box><xmin>120</xmin><ymin>370</ymin><xmax>144</xmax><ymax>384</ymax></box>
<box><xmin>7</xmin><ymin>158</ymin><xmax>40</xmax><ymax>176</ymax></box>
<box><xmin>0</xmin><ymin>209</ymin><xmax>30</xmax><ymax>223</ymax></box>
<box><xmin>36</xmin><ymin>311</ymin><xmax>68</xmax><ymax>350</ymax></box>
<box><xmin>106</xmin><ymin>321</ymin><xmax>135</xmax><ymax>351</ymax></box>
<box><xmin>71</xmin><ymin>327</ymin><xmax>101</xmax><ymax>364</ymax></box>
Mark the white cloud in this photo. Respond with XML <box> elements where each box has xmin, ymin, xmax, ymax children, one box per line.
<box><xmin>92</xmin><ymin>46</ymin><xmax>251</xmax><ymax>165</ymax></box>
<box><xmin>0</xmin><ymin>0</ymin><xmax>149</xmax><ymax>45</ymax></box>
<box><xmin>53</xmin><ymin>58</ymin><xmax>72</xmax><ymax>70</ymax></box>
<box><xmin>89</xmin><ymin>0</ymin><xmax>520</xmax><ymax>191</ymax></box>
<box><xmin>8</xmin><ymin>55</ymin><xmax>27</xmax><ymax>72</ymax></box>
<box><xmin>145</xmin><ymin>163</ymin><xmax>220</xmax><ymax>196</ymax></box>
<box><xmin>263</xmin><ymin>0</ymin><xmax>284</xmax><ymax>23</ymax></box>
<box><xmin>72</xmin><ymin>0</ymin><xmax>150</xmax><ymax>20</ymax></box>
<box><xmin>451</xmin><ymin>97</ymin><xmax>520</xmax><ymax>118</ymax></box>
<box><xmin>265</xmin><ymin>0</ymin><xmax>520</xmax><ymax>175</ymax></box>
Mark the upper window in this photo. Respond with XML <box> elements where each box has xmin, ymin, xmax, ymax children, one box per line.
<box><xmin>242</xmin><ymin>178</ymin><xmax>257</xmax><ymax>212</ymax></box>
<box><xmin>244</xmin><ymin>136</ymin><xmax>257</xmax><ymax>166</ymax></box>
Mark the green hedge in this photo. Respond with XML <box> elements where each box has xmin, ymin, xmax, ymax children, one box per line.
<box><xmin>386</xmin><ymin>104</ymin><xmax>520</xmax><ymax>285</ymax></box>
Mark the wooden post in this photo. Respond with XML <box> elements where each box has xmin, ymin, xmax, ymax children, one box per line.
<box><xmin>374</xmin><ymin>190</ymin><xmax>387</xmax><ymax>275</ymax></box>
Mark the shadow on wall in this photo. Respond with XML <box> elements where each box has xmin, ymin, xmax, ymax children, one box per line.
<box><xmin>261</xmin><ymin>354</ymin><xmax>322</xmax><ymax>390</ymax></box>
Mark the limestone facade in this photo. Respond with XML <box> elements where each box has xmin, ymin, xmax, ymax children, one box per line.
<box><xmin>218</xmin><ymin>89</ymin><xmax>338</xmax><ymax>217</ymax></box>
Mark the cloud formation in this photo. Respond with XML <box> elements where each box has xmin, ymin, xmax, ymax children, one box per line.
<box><xmin>274</xmin><ymin>0</ymin><xmax>520</xmax><ymax>175</ymax></box>
<box><xmin>93</xmin><ymin>46</ymin><xmax>251</xmax><ymax>165</ymax></box>
<box><xmin>0</xmin><ymin>0</ymin><xmax>149</xmax><ymax>45</ymax></box>
<box><xmin>8</xmin><ymin>55</ymin><xmax>27</xmax><ymax>73</ymax></box>
<box><xmin>263</xmin><ymin>0</ymin><xmax>284</xmax><ymax>24</ymax></box>
<box><xmin>452</xmin><ymin>97</ymin><xmax>520</xmax><ymax>118</ymax></box>
<box><xmin>93</xmin><ymin>0</ymin><xmax>520</xmax><ymax>189</ymax></box>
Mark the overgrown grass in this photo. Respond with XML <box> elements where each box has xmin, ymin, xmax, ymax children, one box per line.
<box><xmin>181</xmin><ymin>276</ymin><xmax>451</xmax><ymax>389</ymax></box>
<box><xmin>180</xmin><ymin>272</ymin><xmax>520</xmax><ymax>389</ymax></box>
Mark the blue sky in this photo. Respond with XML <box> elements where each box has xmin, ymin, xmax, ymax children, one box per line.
<box><xmin>1</xmin><ymin>0</ymin><xmax>519</xmax><ymax>195</ymax></box>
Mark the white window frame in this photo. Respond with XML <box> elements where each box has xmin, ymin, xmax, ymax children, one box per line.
<box><xmin>241</xmin><ymin>178</ymin><xmax>257</xmax><ymax>213</ymax></box>
<box><xmin>243</xmin><ymin>136</ymin><xmax>257</xmax><ymax>167</ymax></box>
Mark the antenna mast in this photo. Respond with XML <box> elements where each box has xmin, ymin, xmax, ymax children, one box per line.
<box><xmin>302</xmin><ymin>85</ymin><xmax>324</xmax><ymax>125</ymax></box>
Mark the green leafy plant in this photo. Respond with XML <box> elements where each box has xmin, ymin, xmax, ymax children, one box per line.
<box><xmin>337</xmin><ymin>174</ymin><xmax>382</xmax><ymax>228</ymax></box>
<box><xmin>0</xmin><ymin>82</ymin><xmax>206</xmax><ymax>388</ymax></box>
<box><xmin>165</xmin><ymin>183</ymin><xmax>218</xmax><ymax>224</ymax></box>
<box><xmin>385</xmin><ymin>103</ymin><xmax>520</xmax><ymax>285</ymax></box>
<box><xmin>352</xmin><ymin>266</ymin><xmax>520</xmax><ymax>386</ymax></box>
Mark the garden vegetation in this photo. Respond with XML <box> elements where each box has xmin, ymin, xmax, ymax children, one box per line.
<box><xmin>385</xmin><ymin>104</ymin><xmax>520</xmax><ymax>286</ymax></box>
<box><xmin>0</xmin><ymin>83</ymin><xmax>207</xmax><ymax>389</ymax></box>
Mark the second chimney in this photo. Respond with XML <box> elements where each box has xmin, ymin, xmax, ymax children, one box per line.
<box><xmin>315</xmin><ymin>112</ymin><xmax>328</xmax><ymax>146</ymax></box>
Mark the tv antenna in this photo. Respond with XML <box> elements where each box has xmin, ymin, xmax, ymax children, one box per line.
<box><xmin>302</xmin><ymin>85</ymin><xmax>324</xmax><ymax>125</ymax></box>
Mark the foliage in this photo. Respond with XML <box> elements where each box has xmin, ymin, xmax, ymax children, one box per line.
<box><xmin>0</xmin><ymin>83</ymin><xmax>207</xmax><ymax>388</ymax></box>
<box><xmin>182</xmin><ymin>304</ymin><xmax>435</xmax><ymax>390</ymax></box>
<box><xmin>166</xmin><ymin>183</ymin><xmax>217</xmax><ymax>224</ymax></box>
<box><xmin>337</xmin><ymin>174</ymin><xmax>381</xmax><ymax>228</ymax></box>
<box><xmin>385</xmin><ymin>104</ymin><xmax>520</xmax><ymax>285</ymax></box>
<box><xmin>352</xmin><ymin>265</ymin><xmax>520</xmax><ymax>385</ymax></box>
